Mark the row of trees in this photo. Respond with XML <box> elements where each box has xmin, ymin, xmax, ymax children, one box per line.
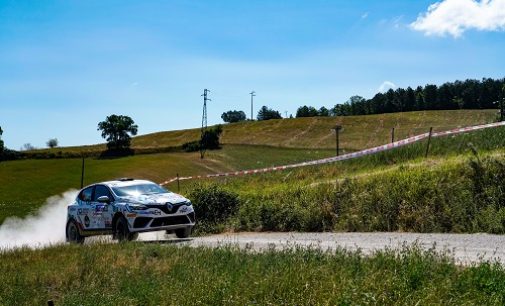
<box><xmin>221</xmin><ymin>78</ymin><xmax>505</xmax><ymax>121</ymax></box>
<box><xmin>296</xmin><ymin>106</ymin><xmax>330</xmax><ymax>117</ymax></box>
<box><xmin>221</xmin><ymin>106</ymin><xmax>283</xmax><ymax>122</ymax></box>
<box><xmin>335</xmin><ymin>78</ymin><xmax>505</xmax><ymax>116</ymax></box>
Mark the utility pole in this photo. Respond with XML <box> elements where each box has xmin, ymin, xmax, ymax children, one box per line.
<box><xmin>333</xmin><ymin>125</ymin><xmax>342</xmax><ymax>156</ymax></box>
<box><xmin>500</xmin><ymin>98</ymin><xmax>505</xmax><ymax>121</ymax></box>
<box><xmin>200</xmin><ymin>89</ymin><xmax>211</xmax><ymax>159</ymax></box>
<box><xmin>80</xmin><ymin>157</ymin><xmax>85</xmax><ymax>188</ymax></box>
<box><xmin>500</xmin><ymin>99</ymin><xmax>504</xmax><ymax>122</ymax></box>
<box><xmin>391</xmin><ymin>127</ymin><xmax>395</xmax><ymax>143</ymax></box>
<box><xmin>250</xmin><ymin>91</ymin><xmax>256</xmax><ymax>120</ymax></box>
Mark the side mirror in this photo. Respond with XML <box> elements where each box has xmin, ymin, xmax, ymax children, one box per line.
<box><xmin>97</xmin><ymin>195</ymin><xmax>111</xmax><ymax>204</ymax></box>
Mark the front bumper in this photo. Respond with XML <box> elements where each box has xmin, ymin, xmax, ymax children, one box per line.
<box><xmin>126</xmin><ymin>208</ymin><xmax>196</xmax><ymax>233</ymax></box>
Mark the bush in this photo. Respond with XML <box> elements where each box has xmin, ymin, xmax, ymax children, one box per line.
<box><xmin>221</xmin><ymin>110</ymin><xmax>246</xmax><ymax>123</ymax></box>
<box><xmin>188</xmin><ymin>184</ymin><xmax>240</xmax><ymax>226</ymax></box>
<box><xmin>46</xmin><ymin>138</ymin><xmax>58</xmax><ymax>148</ymax></box>
<box><xmin>182</xmin><ymin>141</ymin><xmax>200</xmax><ymax>152</ymax></box>
<box><xmin>193</xmin><ymin>154</ymin><xmax>505</xmax><ymax>234</ymax></box>
<box><xmin>182</xmin><ymin>125</ymin><xmax>223</xmax><ymax>153</ymax></box>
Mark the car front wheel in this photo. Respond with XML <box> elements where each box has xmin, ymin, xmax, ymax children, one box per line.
<box><xmin>66</xmin><ymin>220</ymin><xmax>85</xmax><ymax>244</ymax></box>
<box><xmin>114</xmin><ymin>216</ymin><xmax>138</xmax><ymax>242</ymax></box>
<box><xmin>175</xmin><ymin>227</ymin><xmax>191</xmax><ymax>239</ymax></box>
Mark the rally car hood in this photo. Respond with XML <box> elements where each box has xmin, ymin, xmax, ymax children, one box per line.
<box><xmin>118</xmin><ymin>192</ymin><xmax>188</xmax><ymax>205</ymax></box>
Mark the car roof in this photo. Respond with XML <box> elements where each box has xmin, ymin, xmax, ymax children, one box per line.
<box><xmin>81</xmin><ymin>179</ymin><xmax>156</xmax><ymax>190</ymax></box>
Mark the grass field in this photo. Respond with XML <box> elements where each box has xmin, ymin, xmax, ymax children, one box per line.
<box><xmin>0</xmin><ymin>145</ymin><xmax>334</xmax><ymax>223</ymax></box>
<box><xmin>1</xmin><ymin>243</ymin><xmax>504</xmax><ymax>305</ymax></box>
<box><xmin>1</xmin><ymin>109</ymin><xmax>503</xmax><ymax>228</ymax></box>
<box><xmin>28</xmin><ymin>109</ymin><xmax>496</xmax><ymax>156</ymax></box>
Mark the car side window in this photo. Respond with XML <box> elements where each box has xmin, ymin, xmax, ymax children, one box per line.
<box><xmin>78</xmin><ymin>186</ymin><xmax>94</xmax><ymax>202</ymax></box>
<box><xmin>93</xmin><ymin>185</ymin><xmax>113</xmax><ymax>202</ymax></box>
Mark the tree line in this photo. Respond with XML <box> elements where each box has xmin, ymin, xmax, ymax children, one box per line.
<box><xmin>221</xmin><ymin>78</ymin><xmax>505</xmax><ymax>122</ymax></box>
<box><xmin>329</xmin><ymin>78</ymin><xmax>505</xmax><ymax>117</ymax></box>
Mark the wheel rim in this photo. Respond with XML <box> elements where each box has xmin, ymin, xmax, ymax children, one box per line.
<box><xmin>116</xmin><ymin>220</ymin><xmax>125</xmax><ymax>239</ymax></box>
<box><xmin>67</xmin><ymin>223</ymin><xmax>77</xmax><ymax>241</ymax></box>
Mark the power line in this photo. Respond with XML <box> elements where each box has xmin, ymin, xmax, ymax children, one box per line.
<box><xmin>200</xmin><ymin>89</ymin><xmax>211</xmax><ymax>159</ymax></box>
<box><xmin>250</xmin><ymin>91</ymin><xmax>256</xmax><ymax>120</ymax></box>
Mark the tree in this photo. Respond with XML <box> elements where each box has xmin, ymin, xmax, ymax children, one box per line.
<box><xmin>221</xmin><ymin>110</ymin><xmax>246</xmax><ymax>123</ymax></box>
<box><xmin>296</xmin><ymin>105</ymin><xmax>318</xmax><ymax>117</ymax></box>
<box><xmin>201</xmin><ymin>125</ymin><xmax>223</xmax><ymax>150</ymax></box>
<box><xmin>182</xmin><ymin>125</ymin><xmax>223</xmax><ymax>152</ymax></box>
<box><xmin>21</xmin><ymin>143</ymin><xmax>35</xmax><ymax>151</ymax></box>
<box><xmin>318</xmin><ymin>106</ymin><xmax>329</xmax><ymax>117</ymax></box>
<box><xmin>423</xmin><ymin>85</ymin><xmax>438</xmax><ymax>110</ymax></box>
<box><xmin>257</xmin><ymin>106</ymin><xmax>282</xmax><ymax>120</ymax></box>
<box><xmin>331</xmin><ymin>103</ymin><xmax>351</xmax><ymax>116</ymax></box>
<box><xmin>97</xmin><ymin>115</ymin><xmax>138</xmax><ymax>151</ymax></box>
<box><xmin>0</xmin><ymin>126</ymin><xmax>3</xmax><ymax>154</ymax></box>
<box><xmin>46</xmin><ymin>138</ymin><xmax>58</xmax><ymax>148</ymax></box>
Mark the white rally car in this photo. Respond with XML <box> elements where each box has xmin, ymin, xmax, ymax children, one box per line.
<box><xmin>66</xmin><ymin>178</ymin><xmax>195</xmax><ymax>243</ymax></box>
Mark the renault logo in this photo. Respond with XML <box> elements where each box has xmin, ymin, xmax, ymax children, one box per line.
<box><xmin>166</xmin><ymin>203</ymin><xmax>173</xmax><ymax>211</ymax></box>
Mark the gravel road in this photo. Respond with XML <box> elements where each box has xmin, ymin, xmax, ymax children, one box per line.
<box><xmin>139</xmin><ymin>231</ymin><xmax>505</xmax><ymax>265</ymax></box>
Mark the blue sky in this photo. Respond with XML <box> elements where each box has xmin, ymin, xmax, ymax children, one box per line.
<box><xmin>1</xmin><ymin>0</ymin><xmax>504</xmax><ymax>149</ymax></box>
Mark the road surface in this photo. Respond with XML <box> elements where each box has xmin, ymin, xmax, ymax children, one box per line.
<box><xmin>138</xmin><ymin>231</ymin><xmax>505</xmax><ymax>265</ymax></box>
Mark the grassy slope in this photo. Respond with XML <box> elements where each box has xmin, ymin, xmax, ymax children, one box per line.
<box><xmin>30</xmin><ymin>109</ymin><xmax>496</xmax><ymax>155</ymax></box>
<box><xmin>1</xmin><ymin>243</ymin><xmax>504</xmax><ymax>305</ymax></box>
<box><xmin>0</xmin><ymin>109</ymin><xmax>499</xmax><ymax>224</ymax></box>
<box><xmin>184</xmin><ymin>126</ymin><xmax>505</xmax><ymax>234</ymax></box>
<box><xmin>0</xmin><ymin>146</ymin><xmax>333</xmax><ymax>223</ymax></box>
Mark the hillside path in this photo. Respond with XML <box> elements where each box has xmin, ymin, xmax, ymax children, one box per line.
<box><xmin>139</xmin><ymin>232</ymin><xmax>505</xmax><ymax>265</ymax></box>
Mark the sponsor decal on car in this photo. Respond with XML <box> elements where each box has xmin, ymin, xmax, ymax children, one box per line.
<box><xmin>78</xmin><ymin>208</ymin><xmax>90</xmax><ymax>215</ymax></box>
<box><xmin>95</xmin><ymin>205</ymin><xmax>108</xmax><ymax>212</ymax></box>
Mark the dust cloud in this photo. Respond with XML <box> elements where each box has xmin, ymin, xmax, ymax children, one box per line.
<box><xmin>0</xmin><ymin>190</ymin><xmax>78</xmax><ymax>250</ymax></box>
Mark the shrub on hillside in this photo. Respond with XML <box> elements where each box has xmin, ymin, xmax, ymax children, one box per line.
<box><xmin>182</xmin><ymin>125</ymin><xmax>223</xmax><ymax>153</ymax></box>
<box><xmin>188</xmin><ymin>184</ymin><xmax>240</xmax><ymax>227</ymax></box>
<box><xmin>182</xmin><ymin>141</ymin><xmax>200</xmax><ymax>152</ymax></box>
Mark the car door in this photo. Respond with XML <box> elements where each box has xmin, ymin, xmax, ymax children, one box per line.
<box><xmin>76</xmin><ymin>186</ymin><xmax>94</xmax><ymax>230</ymax></box>
<box><xmin>90</xmin><ymin>184</ymin><xmax>114</xmax><ymax>230</ymax></box>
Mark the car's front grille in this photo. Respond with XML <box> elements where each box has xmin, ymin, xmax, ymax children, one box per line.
<box><xmin>146</xmin><ymin>203</ymin><xmax>186</xmax><ymax>214</ymax></box>
<box><xmin>150</xmin><ymin>215</ymin><xmax>190</xmax><ymax>227</ymax></box>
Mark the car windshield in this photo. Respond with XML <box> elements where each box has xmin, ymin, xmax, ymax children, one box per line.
<box><xmin>112</xmin><ymin>183</ymin><xmax>169</xmax><ymax>197</ymax></box>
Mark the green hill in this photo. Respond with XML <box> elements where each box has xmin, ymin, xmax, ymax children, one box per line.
<box><xmin>30</xmin><ymin>109</ymin><xmax>496</xmax><ymax>156</ymax></box>
<box><xmin>0</xmin><ymin>109</ymin><xmax>500</xmax><ymax>224</ymax></box>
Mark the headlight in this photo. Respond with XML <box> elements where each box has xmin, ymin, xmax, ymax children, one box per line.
<box><xmin>126</xmin><ymin>204</ymin><xmax>148</xmax><ymax>212</ymax></box>
<box><xmin>185</xmin><ymin>201</ymin><xmax>192</xmax><ymax>206</ymax></box>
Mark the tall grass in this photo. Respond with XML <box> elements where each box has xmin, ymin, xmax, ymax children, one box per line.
<box><xmin>1</xmin><ymin>243</ymin><xmax>504</xmax><ymax>305</ymax></box>
<box><xmin>189</xmin><ymin>145</ymin><xmax>505</xmax><ymax>234</ymax></box>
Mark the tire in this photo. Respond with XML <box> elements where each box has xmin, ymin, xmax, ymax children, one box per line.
<box><xmin>66</xmin><ymin>220</ymin><xmax>85</xmax><ymax>244</ymax></box>
<box><xmin>114</xmin><ymin>216</ymin><xmax>137</xmax><ymax>242</ymax></box>
<box><xmin>175</xmin><ymin>227</ymin><xmax>191</xmax><ymax>239</ymax></box>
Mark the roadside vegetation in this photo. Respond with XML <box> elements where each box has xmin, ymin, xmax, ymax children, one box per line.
<box><xmin>1</xmin><ymin>109</ymin><xmax>503</xmax><ymax>233</ymax></box>
<box><xmin>14</xmin><ymin>109</ymin><xmax>496</xmax><ymax>157</ymax></box>
<box><xmin>1</xmin><ymin>243</ymin><xmax>505</xmax><ymax>305</ymax></box>
<box><xmin>187</xmin><ymin>125</ymin><xmax>505</xmax><ymax>234</ymax></box>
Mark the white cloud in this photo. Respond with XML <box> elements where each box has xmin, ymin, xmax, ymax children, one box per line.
<box><xmin>378</xmin><ymin>81</ymin><xmax>396</xmax><ymax>93</ymax></box>
<box><xmin>361</xmin><ymin>12</ymin><xmax>369</xmax><ymax>19</ymax></box>
<box><xmin>411</xmin><ymin>0</ymin><xmax>505</xmax><ymax>38</ymax></box>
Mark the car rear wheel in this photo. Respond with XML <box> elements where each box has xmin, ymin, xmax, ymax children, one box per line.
<box><xmin>114</xmin><ymin>216</ymin><xmax>138</xmax><ymax>242</ymax></box>
<box><xmin>175</xmin><ymin>227</ymin><xmax>191</xmax><ymax>239</ymax></box>
<box><xmin>66</xmin><ymin>220</ymin><xmax>85</xmax><ymax>244</ymax></box>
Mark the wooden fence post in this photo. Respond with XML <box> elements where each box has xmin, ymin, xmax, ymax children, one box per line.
<box><xmin>425</xmin><ymin>127</ymin><xmax>433</xmax><ymax>158</ymax></box>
